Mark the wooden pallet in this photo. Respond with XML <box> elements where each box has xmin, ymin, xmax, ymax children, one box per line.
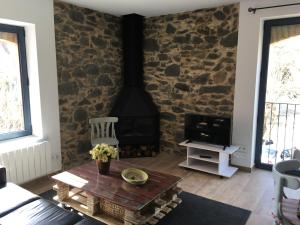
<box><xmin>52</xmin><ymin>161</ymin><xmax>182</xmax><ymax>225</ymax></box>
<box><xmin>53</xmin><ymin>184</ymin><xmax>182</xmax><ymax>225</ymax></box>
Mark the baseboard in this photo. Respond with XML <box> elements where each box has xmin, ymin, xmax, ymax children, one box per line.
<box><xmin>234</xmin><ymin>165</ymin><xmax>253</xmax><ymax>173</ymax></box>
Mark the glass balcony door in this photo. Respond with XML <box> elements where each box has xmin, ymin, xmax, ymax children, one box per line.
<box><xmin>256</xmin><ymin>17</ymin><xmax>300</xmax><ymax>169</ymax></box>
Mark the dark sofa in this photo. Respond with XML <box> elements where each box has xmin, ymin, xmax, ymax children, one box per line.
<box><xmin>0</xmin><ymin>166</ymin><xmax>104</xmax><ymax>225</ymax></box>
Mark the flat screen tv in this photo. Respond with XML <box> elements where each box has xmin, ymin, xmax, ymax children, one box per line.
<box><xmin>184</xmin><ymin>114</ymin><xmax>232</xmax><ymax>147</ymax></box>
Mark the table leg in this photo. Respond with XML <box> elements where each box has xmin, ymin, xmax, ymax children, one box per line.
<box><xmin>56</xmin><ymin>181</ymin><xmax>69</xmax><ymax>201</ymax></box>
<box><xmin>124</xmin><ymin>210</ymin><xmax>145</xmax><ymax>225</ymax></box>
<box><xmin>86</xmin><ymin>193</ymin><xmax>99</xmax><ymax>216</ymax></box>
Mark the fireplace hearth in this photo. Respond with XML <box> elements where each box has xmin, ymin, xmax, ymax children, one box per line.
<box><xmin>110</xmin><ymin>14</ymin><xmax>159</xmax><ymax>157</ymax></box>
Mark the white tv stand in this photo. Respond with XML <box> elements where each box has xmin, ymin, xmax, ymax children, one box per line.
<box><xmin>178</xmin><ymin>140</ymin><xmax>239</xmax><ymax>178</ymax></box>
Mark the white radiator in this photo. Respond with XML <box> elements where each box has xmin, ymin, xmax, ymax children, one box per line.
<box><xmin>0</xmin><ymin>141</ymin><xmax>52</xmax><ymax>184</ymax></box>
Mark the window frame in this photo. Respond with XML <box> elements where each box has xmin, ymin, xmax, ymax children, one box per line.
<box><xmin>0</xmin><ymin>23</ymin><xmax>32</xmax><ymax>141</ymax></box>
<box><xmin>255</xmin><ymin>17</ymin><xmax>300</xmax><ymax>170</ymax></box>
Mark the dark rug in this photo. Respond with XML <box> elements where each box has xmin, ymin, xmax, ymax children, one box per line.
<box><xmin>41</xmin><ymin>190</ymin><xmax>251</xmax><ymax>225</ymax></box>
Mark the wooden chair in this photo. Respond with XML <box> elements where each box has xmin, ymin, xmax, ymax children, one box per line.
<box><xmin>89</xmin><ymin>117</ymin><xmax>119</xmax><ymax>160</ymax></box>
<box><xmin>273</xmin><ymin>160</ymin><xmax>300</xmax><ymax>225</ymax></box>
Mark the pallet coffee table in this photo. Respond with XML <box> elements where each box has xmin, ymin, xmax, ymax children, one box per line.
<box><xmin>52</xmin><ymin>161</ymin><xmax>182</xmax><ymax>225</ymax></box>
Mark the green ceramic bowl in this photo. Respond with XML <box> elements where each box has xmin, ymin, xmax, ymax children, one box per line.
<box><xmin>121</xmin><ymin>168</ymin><xmax>148</xmax><ymax>185</ymax></box>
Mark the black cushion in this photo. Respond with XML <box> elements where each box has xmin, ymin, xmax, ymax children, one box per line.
<box><xmin>0</xmin><ymin>183</ymin><xmax>40</xmax><ymax>217</ymax></box>
<box><xmin>74</xmin><ymin>218</ymin><xmax>106</xmax><ymax>225</ymax></box>
<box><xmin>285</xmin><ymin>169</ymin><xmax>300</xmax><ymax>177</ymax></box>
<box><xmin>0</xmin><ymin>199</ymin><xmax>82</xmax><ymax>225</ymax></box>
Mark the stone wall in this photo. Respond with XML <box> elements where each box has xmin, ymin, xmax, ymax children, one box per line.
<box><xmin>54</xmin><ymin>1</ymin><xmax>122</xmax><ymax>167</ymax></box>
<box><xmin>143</xmin><ymin>4</ymin><xmax>239</xmax><ymax>152</ymax></box>
<box><xmin>55</xmin><ymin>1</ymin><xmax>239</xmax><ymax>167</ymax></box>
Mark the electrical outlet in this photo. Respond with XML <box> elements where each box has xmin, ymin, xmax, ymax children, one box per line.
<box><xmin>239</xmin><ymin>145</ymin><xmax>247</xmax><ymax>152</ymax></box>
<box><xmin>232</xmin><ymin>145</ymin><xmax>247</xmax><ymax>159</ymax></box>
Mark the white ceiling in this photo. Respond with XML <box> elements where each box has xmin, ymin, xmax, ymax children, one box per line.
<box><xmin>59</xmin><ymin>0</ymin><xmax>242</xmax><ymax>17</ymax></box>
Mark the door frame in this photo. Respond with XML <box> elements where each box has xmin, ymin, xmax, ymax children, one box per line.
<box><xmin>255</xmin><ymin>17</ymin><xmax>300</xmax><ymax>170</ymax></box>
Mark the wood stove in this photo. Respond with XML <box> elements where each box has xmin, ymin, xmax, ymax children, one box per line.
<box><xmin>110</xmin><ymin>14</ymin><xmax>159</xmax><ymax>157</ymax></box>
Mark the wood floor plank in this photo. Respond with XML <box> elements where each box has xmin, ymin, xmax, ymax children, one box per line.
<box><xmin>22</xmin><ymin>152</ymin><xmax>276</xmax><ymax>225</ymax></box>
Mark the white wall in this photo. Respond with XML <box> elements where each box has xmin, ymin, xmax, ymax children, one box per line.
<box><xmin>0</xmin><ymin>0</ymin><xmax>62</xmax><ymax>171</ymax></box>
<box><xmin>232</xmin><ymin>0</ymin><xmax>300</xmax><ymax>168</ymax></box>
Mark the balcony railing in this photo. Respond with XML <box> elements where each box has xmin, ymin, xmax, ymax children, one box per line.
<box><xmin>262</xmin><ymin>102</ymin><xmax>300</xmax><ymax>165</ymax></box>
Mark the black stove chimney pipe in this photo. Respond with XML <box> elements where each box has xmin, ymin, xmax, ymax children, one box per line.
<box><xmin>122</xmin><ymin>14</ymin><xmax>144</xmax><ymax>86</ymax></box>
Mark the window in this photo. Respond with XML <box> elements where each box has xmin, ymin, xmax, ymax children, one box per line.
<box><xmin>255</xmin><ymin>17</ymin><xmax>300</xmax><ymax>169</ymax></box>
<box><xmin>0</xmin><ymin>23</ymin><xmax>31</xmax><ymax>141</ymax></box>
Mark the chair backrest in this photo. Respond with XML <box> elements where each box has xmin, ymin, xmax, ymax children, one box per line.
<box><xmin>274</xmin><ymin>160</ymin><xmax>300</xmax><ymax>189</ymax></box>
<box><xmin>293</xmin><ymin>149</ymin><xmax>300</xmax><ymax>161</ymax></box>
<box><xmin>272</xmin><ymin>160</ymin><xmax>300</xmax><ymax>218</ymax></box>
<box><xmin>89</xmin><ymin>117</ymin><xmax>118</xmax><ymax>139</ymax></box>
